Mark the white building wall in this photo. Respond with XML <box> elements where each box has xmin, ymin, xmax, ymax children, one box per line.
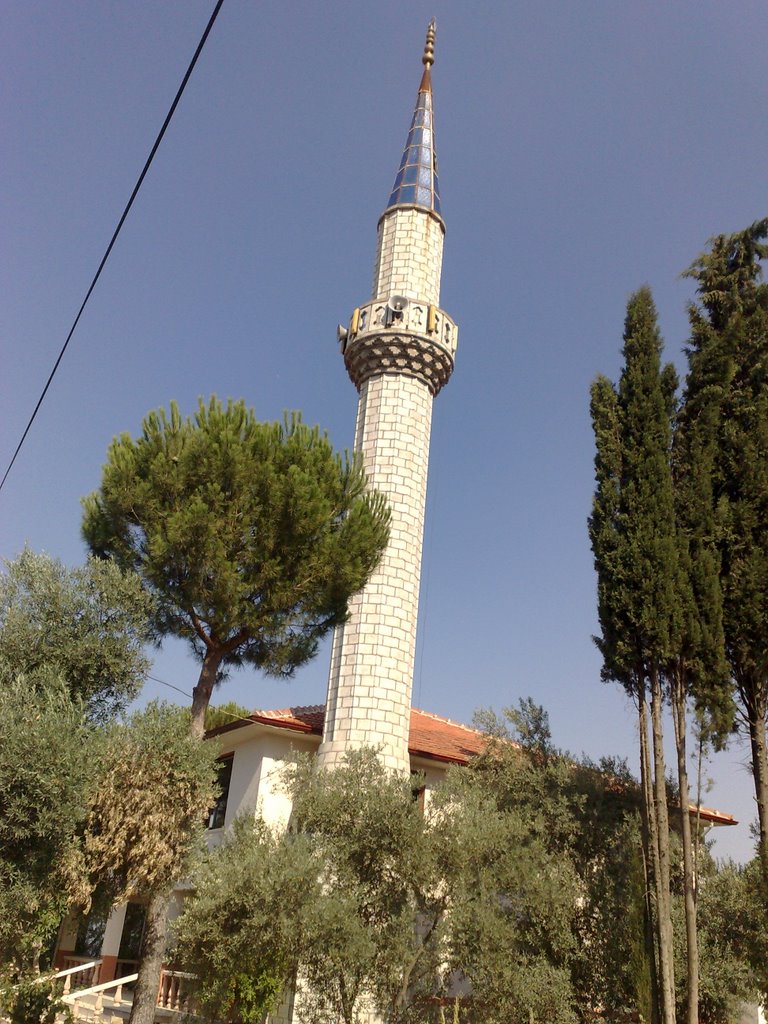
<box><xmin>209</xmin><ymin>727</ymin><xmax>317</xmax><ymax>835</ymax></box>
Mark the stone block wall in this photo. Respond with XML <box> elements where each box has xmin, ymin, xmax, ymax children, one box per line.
<box><xmin>372</xmin><ymin>207</ymin><xmax>444</xmax><ymax>305</ymax></box>
<box><xmin>318</xmin><ymin>371</ymin><xmax>433</xmax><ymax>772</ymax></box>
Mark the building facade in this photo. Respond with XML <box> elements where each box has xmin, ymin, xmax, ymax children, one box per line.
<box><xmin>49</xmin><ymin>23</ymin><xmax>748</xmax><ymax>1024</ymax></box>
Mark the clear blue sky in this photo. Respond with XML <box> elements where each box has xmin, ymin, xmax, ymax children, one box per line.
<box><xmin>3</xmin><ymin>2</ymin><xmax>767</xmax><ymax>862</ymax></box>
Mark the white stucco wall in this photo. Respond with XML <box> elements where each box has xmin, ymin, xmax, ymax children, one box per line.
<box><xmin>206</xmin><ymin>724</ymin><xmax>319</xmax><ymax>845</ymax></box>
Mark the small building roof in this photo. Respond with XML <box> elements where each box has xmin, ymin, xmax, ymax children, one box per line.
<box><xmin>207</xmin><ymin>703</ymin><xmax>736</xmax><ymax>827</ymax></box>
<box><xmin>209</xmin><ymin>704</ymin><xmax>486</xmax><ymax>764</ymax></box>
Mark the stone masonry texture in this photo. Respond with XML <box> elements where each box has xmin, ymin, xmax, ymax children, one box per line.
<box><xmin>372</xmin><ymin>207</ymin><xmax>444</xmax><ymax>305</ymax></box>
<box><xmin>318</xmin><ymin>200</ymin><xmax>449</xmax><ymax>773</ymax></box>
<box><xmin>319</xmin><ymin>372</ymin><xmax>434</xmax><ymax>771</ymax></box>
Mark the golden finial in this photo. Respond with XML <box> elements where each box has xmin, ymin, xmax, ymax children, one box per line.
<box><xmin>422</xmin><ymin>18</ymin><xmax>436</xmax><ymax>68</ymax></box>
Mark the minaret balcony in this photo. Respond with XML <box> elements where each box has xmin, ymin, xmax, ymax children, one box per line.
<box><xmin>339</xmin><ymin>297</ymin><xmax>458</xmax><ymax>396</ymax></box>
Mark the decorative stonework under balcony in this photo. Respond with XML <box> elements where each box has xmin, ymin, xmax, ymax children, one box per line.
<box><xmin>339</xmin><ymin>296</ymin><xmax>458</xmax><ymax>396</ymax></box>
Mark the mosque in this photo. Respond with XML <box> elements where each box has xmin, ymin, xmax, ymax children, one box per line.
<box><xmin>53</xmin><ymin>18</ymin><xmax>475</xmax><ymax>995</ymax></box>
<box><xmin>51</xmin><ymin>23</ymin><xmax>736</xmax><ymax>1017</ymax></box>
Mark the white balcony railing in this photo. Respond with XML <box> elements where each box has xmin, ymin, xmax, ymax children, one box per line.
<box><xmin>61</xmin><ymin>966</ymin><xmax>197</xmax><ymax>1018</ymax></box>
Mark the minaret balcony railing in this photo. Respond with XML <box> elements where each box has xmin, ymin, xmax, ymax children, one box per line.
<box><xmin>340</xmin><ymin>297</ymin><xmax>458</xmax><ymax>396</ymax></box>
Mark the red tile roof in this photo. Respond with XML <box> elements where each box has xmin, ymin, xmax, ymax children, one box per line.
<box><xmin>407</xmin><ymin>708</ymin><xmax>488</xmax><ymax>763</ymax></box>
<box><xmin>691</xmin><ymin>804</ymin><xmax>737</xmax><ymax>826</ymax></box>
<box><xmin>207</xmin><ymin>704</ymin><xmax>735</xmax><ymax>826</ymax></box>
<box><xmin>211</xmin><ymin>704</ymin><xmax>487</xmax><ymax>764</ymax></box>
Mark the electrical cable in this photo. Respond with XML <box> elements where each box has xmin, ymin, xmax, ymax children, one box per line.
<box><xmin>147</xmin><ymin>673</ymin><xmax>193</xmax><ymax>702</ymax></box>
<box><xmin>0</xmin><ymin>0</ymin><xmax>226</xmax><ymax>496</ymax></box>
<box><xmin>147</xmin><ymin>672</ymin><xmax>258</xmax><ymax>729</ymax></box>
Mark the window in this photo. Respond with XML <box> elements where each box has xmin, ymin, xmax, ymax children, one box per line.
<box><xmin>118</xmin><ymin>902</ymin><xmax>146</xmax><ymax>962</ymax></box>
<box><xmin>411</xmin><ymin>770</ymin><xmax>426</xmax><ymax>811</ymax></box>
<box><xmin>207</xmin><ymin>755</ymin><xmax>233</xmax><ymax>829</ymax></box>
<box><xmin>74</xmin><ymin>906</ymin><xmax>108</xmax><ymax>959</ymax></box>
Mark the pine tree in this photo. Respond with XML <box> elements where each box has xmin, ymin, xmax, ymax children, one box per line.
<box><xmin>82</xmin><ymin>397</ymin><xmax>390</xmax><ymax>739</ymax></box>
<box><xmin>81</xmin><ymin>396</ymin><xmax>390</xmax><ymax>1024</ymax></box>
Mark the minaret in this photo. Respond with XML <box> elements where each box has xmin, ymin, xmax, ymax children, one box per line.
<box><xmin>317</xmin><ymin>21</ymin><xmax>458</xmax><ymax>773</ymax></box>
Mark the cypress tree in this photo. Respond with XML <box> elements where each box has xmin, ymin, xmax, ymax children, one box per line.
<box><xmin>670</xmin><ymin>262</ymin><xmax>733</xmax><ymax>1024</ymax></box>
<box><xmin>681</xmin><ymin>219</ymin><xmax>768</xmax><ymax>899</ymax></box>
<box><xmin>589</xmin><ymin>287</ymin><xmax>682</xmax><ymax>1024</ymax></box>
<box><xmin>592</xmin><ymin>230</ymin><xmax>768</xmax><ymax>1022</ymax></box>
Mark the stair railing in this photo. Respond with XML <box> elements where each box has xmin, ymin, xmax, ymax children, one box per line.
<box><xmin>63</xmin><ymin>972</ymin><xmax>138</xmax><ymax>1017</ymax></box>
<box><xmin>53</xmin><ymin>958</ymin><xmax>103</xmax><ymax>993</ymax></box>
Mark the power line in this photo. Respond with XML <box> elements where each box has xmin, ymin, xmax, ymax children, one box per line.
<box><xmin>147</xmin><ymin>673</ymin><xmax>257</xmax><ymax>729</ymax></box>
<box><xmin>0</xmin><ymin>0</ymin><xmax>226</xmax><ymax>497</ymax></box>
<box><xmin>147</xmin><ymin>673</ymin><xmax>193</xmax><ymax>702</ymax></box>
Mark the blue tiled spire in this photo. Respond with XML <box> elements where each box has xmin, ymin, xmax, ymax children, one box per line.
<box><xmin>386</xmin><ymin>20</ymin><xmax>442</xmax><ymax>218</ymax></box>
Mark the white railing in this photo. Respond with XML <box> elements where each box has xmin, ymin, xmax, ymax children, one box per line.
<box><xmin>56</xmin><ymin>958</ymin><xmax>103</xmax><ymax>993</ymax></box>
<box><xmin>61</xmin><ymin>966</ymin><xmax>198</xmax><ymax>1019</ymax></box>
<box><xmin>63</xmin><ymin>972</ymin><xmax>138</xmax><ymax>1017</ymax></box>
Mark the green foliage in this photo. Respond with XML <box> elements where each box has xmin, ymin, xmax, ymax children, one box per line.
<box><xmin>0</xmin><ymin>549</ymin><xmax>152</xmax><ymax>723</ymax></box>
<box><xmin>178</xmin><ymin>744</ymin><xmax>580</xmax><ymax>1024</ymax></box>
<box><xmin>472</xmin><ymin>704</ymin><xmax>763</xmax><ymax>1021</ymax></box>
<box><xmin>501</xmin><ymin>695</ymin><xmax>554</xmax><ymax>756</ymax></box>
<box><xmin>470</xmin><ymin>702</ymin><xmax>582</xmax><ymax>858</ymax></box>
<box><xmin>204</xmin><ymin>701</ymin><xmax>252</xmax><ymax>731</ymax></box>
<box><xmin>589</xmin><ymin>287</ymin><xmax>683</xmax><ymax>687</ymax></box>
<box><xmin>286</xmin><ymin>751</ymin><xmax>436</xmax><ymax>1024</ymax></box>
<box><xmin>589</xmin><ymin>286</ymin><xmax>732</xmax><ymax>1024</ymax></box>
<box><xmin>681</xmin><ymin>217</ymin><xmax>768</xmax><ymax>886</ymax></box>
<box><xmin>684</xmin><ymin>219</ymin><xmax>768</xmax><ymax>697</ymax></box>
<box><xmin>684</xmin><ymin>218</ymin><xmax>768</xmax><ymax>332</ymax></box>
<box><xmin>82</xmin><ymin>398</ymin><xmax>389</xmax><ymax>1024</ymax></box>
<box><xmin>0</xmin><ymin>689</ymin><xmax>218</xmax><ymax>978</ymax></box>
<box><xmin>82</xmin><ymin>702</ymin><xmax>219</xmax><ymax>902</ymax></box>
<box><xmin>574</xmin><ymin>811</ymin><xmax>655</xmax><ymax>1019</ymax></box>
<box><xmin>473</xmin><ymin>703</ymin><xmax>653</xmax><ymax>1019</ymax></box>
<box><xmin>176</xmin><ymin>711</ymin><xmax>762</xmax><ymax>1024</ymax></box>
<box><xmin>82</xmin><ymin>398</ymin><xmax>390</xmax><ymax>682</ymax></box>
<box><xmin>692</xmin><ymin>857</ymin><xmax>766</xmax><ymax>1020</ymax></box>
<box><xmin>0</xmin><ymin>671</ymin><xmax>96</xmax><ymax>970</ymax></box>
<box><xmin>0</xmin><ymin>976</ymin><xmax>73</xmax><ymax>1024</ymax></box>
<box><xmin>672</xmin><ymin>374</ymin><xmax>731</xmax><ymax>744</ymax></box>
<box><xmin>174</xmin><ymin>817</ymin><xmax>318</xmax><ymax>1023</ymax></box>
<box><xmin>437</xmin><ymin>773</ymin><xmax>578</xmax><ymax>1024</ymax></box>
<box><xmin>588</xmin><ymin>374</ymin><xmax>625</xmax><ymax>687</ymax></box>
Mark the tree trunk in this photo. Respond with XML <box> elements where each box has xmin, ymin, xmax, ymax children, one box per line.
<box><xmin>338</xmin><ymin>973</ymin><xmax>360</xmax><ymax>1024</ymax></box>
<box><xmin>128</xmin><ymin>890</ymin><xmax>168</xmax><ymax>1024</ymax></box>
<box><xmin>639</xmin><ymin>686</ymin><xmax>662</xmax><ymax>1024</ymax></box>
<box><xmin>650</xmin><ymin>667</ymin><xmax>676</xmax><ymax>1024</ymax></box>
<box><xmin>640</xmin><ymin>841</ymin><xmax>661</xmax><ymax>1024</ymax></box>
<box><xmin>745</xmin><ymin>693</ymin><xmax>768</xmax><ymax>907</ymax></box>
<box><xmin>694</xmin><ymin>730</ymin><xmax>705</xmax><ymax>887</ymax></box>
<box><xmin>671</xmin><ymin>667</ymin><xmax>698</xmax><ymax>1024</ymax></box>
<box><xmin>190</xmin><ymin>647</ymin><xmax>224</xmax><ymax>739</ymax></box>
<box><xmin>130</xmin><ymin>654</ymin><xmax>223</xmax><ymax>1023</ymax></box>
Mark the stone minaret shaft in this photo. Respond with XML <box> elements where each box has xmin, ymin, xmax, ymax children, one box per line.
<box><xmin>318</xmin><ymin>21</ymin><xmax>458</xmax><ymax>772</ymax></box>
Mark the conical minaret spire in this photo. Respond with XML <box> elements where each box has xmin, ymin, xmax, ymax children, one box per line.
<box><xmin>317</xmin><ymin>23</ymin><xmax>458</xmax><ymax>773</ymax></box>
<box><xmin>386</xmin><ymin>19</ymin><xmax>441</xmax><ymax>218</ymax></box>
